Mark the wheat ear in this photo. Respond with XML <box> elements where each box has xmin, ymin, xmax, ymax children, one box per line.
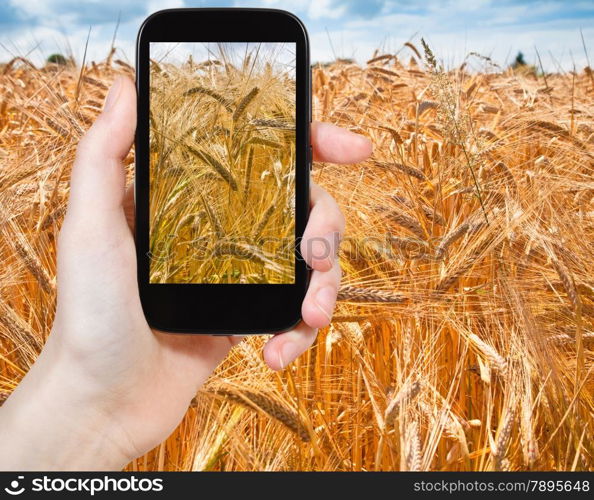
<box><xmin>373</xmin><ymin>160</ymin><xmax>427</xmax><ymax>181</ymax></box>
<box><xmin>184</xmin><ymin>86</ymin><xmax>233</xmax><ymax>112</ymax></box>
<box><xmin>468</xmin><ymin>334</ymin><xmax>507</xmax><ymax>373</ymax></box>
<box><xmin>338</xmin><ymin>285</ymin><xmax>406</xmax><ymax>303</ymax></box>
<box><xmin>187</xmin><ymin>146</ymin><xmax>238</xmax><ymax>191</ymax></box>
<box><xmin>242</xmin><ymin>146</ymin><xmax>254</xmax><ymax>200</ymax></box>
<box><xmin>492</xmin><ymin>405</ymin><xmax>516</xmax><ymax>471</ymax></box>
<box><xmin>405</xmin><ymin>419</ymin><xmax>422</xmax><ymax>471</ymax></box>
<box><xmin>12</xmin><ymin>236</ymin><xmax>54</xmax><ymax>294</ymax></box>
<box><xmin>252</xmin><ymin>200</ymin><xmax>277</xmax><ymax>239</ymax></box>
<box><xmin>377</xmin><ymin>209</ymin><xmax>426</xmax><ymax>239</ymax></box>
<box><xmin>200</xmin><ymin>194</ymin><xmax>225</xmax><ymax>239</ymax></box>
<box><xmin>233</xmin><ymin>86</ymin><xmax>259</xmax><ymax>121</ymax></box>
<box><xmin>436</xmin><ymin>221</ymin><xmax>471</xmax><ymax>259</ymax></box>
<box><xmin>250</xmin><ymin>118</ymin><xmax>295</xmax><ymax>130</ymax></box>
<box><xmin>209</xmin><ymin>388</ymin><xmax>310</xmax><ymax>442</ymax></box>
<box><xmin>246</xmin><ymin>136</ymin><xmax>282</xmax><ymax>149</ymax></box>
<box><xmin>390</xmin><ymin>194</ymin><xmax>445</xmax><ymax>225</ymax></box>
<box><xmin>434</xmin><ymin>242</ymin><xmax>488</xmax><ymax>294</ymax></box>
<box><xmin>385</xmin><ymin>380</ymin><xmax>421</xmax><ymax>426</ymax></box>
<box><xmin>520</xmin><ymin>393</ymin><xmax>538</xmax><ymax>467</ymax></box>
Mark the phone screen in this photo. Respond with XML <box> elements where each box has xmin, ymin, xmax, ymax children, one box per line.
<box><xmin>149</xmin><ymin>42</ymin><xmax>296</xmax><ymax>285</ymax></box>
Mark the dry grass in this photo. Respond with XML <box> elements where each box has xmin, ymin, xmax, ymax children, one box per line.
<box><xmin>0</xmin><ymin>42</ymin><xmax>593</xmax><ymax>470</ymax></box>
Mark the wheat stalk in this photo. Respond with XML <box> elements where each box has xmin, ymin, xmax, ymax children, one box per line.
<box><xmin>186</xmin><ymin>146</ymin><xmax>238</xmax><ymax>191</ymax></box>
<box><xmin>520</xmin><ymin>393</ymin><xmax>538</xmax><ymax>467</ymax></box>
<box><xmin>435</xmin><ymin>220</ymin><xmax>484</xmax><ymax>259</ymax></box>
<box><xmin>200</xmin><ymin>194</ymin><xmax>225</xmax><ymax>239</ymax></box>
<box><xmin>252</xmin><ymin>200</ymin><xmax>276</xmax><ymax>239</ymax></box>
<box><xmin>245</xmin><ymin>136</ymin><xmax>282</xmax><ymax>149</ymax></box>
<box><xmin>233</xmin><ymin>86</ymin><xmax>259</xmax><ymax>121</ymax></box>
<box><xmin>492</xmin><ymin>404</ymin><xmax>516</xmax><ymax>471</ymax></box>
<box><xmin>547</xmin><ymin>331</ymin><xmax>594</xmax><ymax>346</ymax></box>
<box><xmin>376</xmin><ymin>208</ymin><xmax>426</xmax><ymax>239</ymax></box>
<box><xmin>184</xmin><ymin>86</ymin><xmax>233</xmax><ymax>112</ymax></box>
<box><xmin>208</xmin><ymin>387</ymin><xmax>310</xmax><ymax>442</ymax></box>
<box><xmin>338</xmin><ymin>285</ymin><xmax>406</xmax><ymax>303</ymax></box>
<box><xmin>366</xmin><ymin>54</ymin><xmax>394</xmax><ymax>65</ymax></box>
<box><xmin>390</xmin><ymin>194</ymin><xmax>444</xmax><ymax>225</ymax></box>
<box><xmin>404</xmin><ymin>42</ymin><xmax>422</xmax><ymax>60</ymax></box>
<box><xmin>468</xmin><ymin>334</ymin><xmax>507</xmax><ymax>373</ymax></box>
<box><xmin>385</xmin><ymin>380</ymin><xmax>421</xmax><ymax>426</ymax></box>
<box><xmin>250</xmin><ymin>118</ymin><xmax>295</xmax><ymax>130</ymax></box>
<box><xmin>242</xmin><ymin>146</ymin><xmax>254</xmax><ymax>200</ymax></box>
<box><xmin>404</xmin><ymin>419</ymin><xmax>422</xmax><ymax>471</ymax></box>
<box><xmin>0</xmin><ymin>300</ymin><xmax>43</xmax><ymax>361</ymax></box>
<box><xmin>373</xmin><ymin>160</ymin><xmax>427</xmax><ymax>181</ymax></box>
<box><xmin>12</xmin><ymin>238</ymin><xmax>54</xmax><ymax>294</ymax></box>
<box><xmin>39</xmin><ymin>204</ymin><xmax>66</xmax><ymax>230</ymax></box>
<box><xmin>368</xmin><ymin>66</ymin><xmax>400</xmax><ymax>78</ymax></box>
<box><xmin>434</xmin><ymin>241</ymin><xmax>489</xmax><ymax>294</ymax></box>
<box><xmin>551</xmin><ymin>257</ymin><xmax>580</xmax><ymax>310</ymax></box>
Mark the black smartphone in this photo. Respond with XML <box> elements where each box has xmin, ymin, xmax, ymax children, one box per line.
<box><xmin>135</xmin><ymin>8</ymin><xmax>311</xmax><ymax>334</ymax></box>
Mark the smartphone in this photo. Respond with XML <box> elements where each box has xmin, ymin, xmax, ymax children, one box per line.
<box><xmin>135</xmin><ymin>8</ymin><xmax>311</xmax><ymax>334</ymax></box>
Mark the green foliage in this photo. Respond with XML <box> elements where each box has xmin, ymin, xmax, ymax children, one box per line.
<box><xmin>513</xmin><ymin>51</ymin><xmax>526</xmax><ymax>68</ymax></box>
<box><xmin>46</xmin><ymin>53</ymin><xmax>68</xmax><ymax>65</ymax></box>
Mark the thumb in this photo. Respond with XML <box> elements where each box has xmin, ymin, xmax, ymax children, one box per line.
<box><xmin>66</xmin><ymin>76</ymin><xmax>136</xmax><ymax>224</ymax></box>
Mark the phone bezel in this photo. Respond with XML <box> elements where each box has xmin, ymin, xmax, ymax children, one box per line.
<box><xmin>135</xmin><ymin>8</ymin><xmax>310</xmax><ymax>334</ymax></box>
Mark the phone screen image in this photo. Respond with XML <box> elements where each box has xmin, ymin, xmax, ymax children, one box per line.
<box><xmin>149</xmin><ymin>42</ymin><xmax>296</xmax><ymax>284</ymax></box>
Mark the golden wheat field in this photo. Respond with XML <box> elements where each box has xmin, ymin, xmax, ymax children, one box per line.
<box><xmin>0</xmin><ymin>43</ymin><xmax>593</xmax><ymax>471</ymax></box>
<box><xmin>149</xmin><ymin>43</ymin><xmax>296</xmax><ymax>284</ymax></box>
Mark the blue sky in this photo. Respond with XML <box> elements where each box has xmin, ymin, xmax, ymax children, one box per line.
<box><xmin>0</xmin><ymin>1</ymin><xmax>592</xmax><ymax>71</ymax></box>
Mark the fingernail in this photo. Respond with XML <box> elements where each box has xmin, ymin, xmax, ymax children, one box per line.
<box><xmin>348</xmin><ymin>131</ymin><xmax>373</xmax><ymax>158</ymax></box>
<box><xmin>315</xmin><ymin>286</ymin><xmax>337</xmax><ymax>322</ymax></box>
<box><xmin>351</xmin><ymin>130</ymin><xmax>372</xmax><ymax>148</ymax></box>
<box><xmin>103</xmin><ymin>77</ymin><xmax>123</xmax><ymax>113</ymax></box>
<box><xmin>311</xmin><ymin>232</ymin><xmax>340</xmax><ymax>264</ymax></box>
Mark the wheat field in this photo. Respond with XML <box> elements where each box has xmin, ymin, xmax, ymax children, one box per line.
<box><xmin>0</xmin><ymin>43</ymin><xmax>593</xmax><ymax>471</ymax></box>
<box><xmin>149</xmin><ymin>43</ymin><xmax>296</xmax><ymax>284</ymax></box>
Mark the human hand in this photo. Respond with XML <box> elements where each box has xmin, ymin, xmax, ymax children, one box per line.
<box><xmin>0</xmin><ymin>76</ymin><xmax>372</xmax><ymax>470</ymax></box>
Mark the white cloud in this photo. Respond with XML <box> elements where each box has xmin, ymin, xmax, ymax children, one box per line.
<box><xmin>0</xmin><ymin>0</ymin><xmax>592</xmax><ymax>71</ymax></box>
<box><xmin>145</xmin><ymin>0</ymin><xmax>185</xmax><ymax>13</ymax></box>
<box><xmin>338</xmin><ymin>8</ymin><xmax>594</xmax><ymax>71</ymax></box>
<box><xmin>308</xmin><ymin>0</ymin><xmax>346</xmax><ymax>20</ymax></box>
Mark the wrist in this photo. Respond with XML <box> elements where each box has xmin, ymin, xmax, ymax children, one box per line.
<box><xmin>0</xmin><ymin>342</ymin><xmax>132</xmax><ymax>471</ymax></box>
